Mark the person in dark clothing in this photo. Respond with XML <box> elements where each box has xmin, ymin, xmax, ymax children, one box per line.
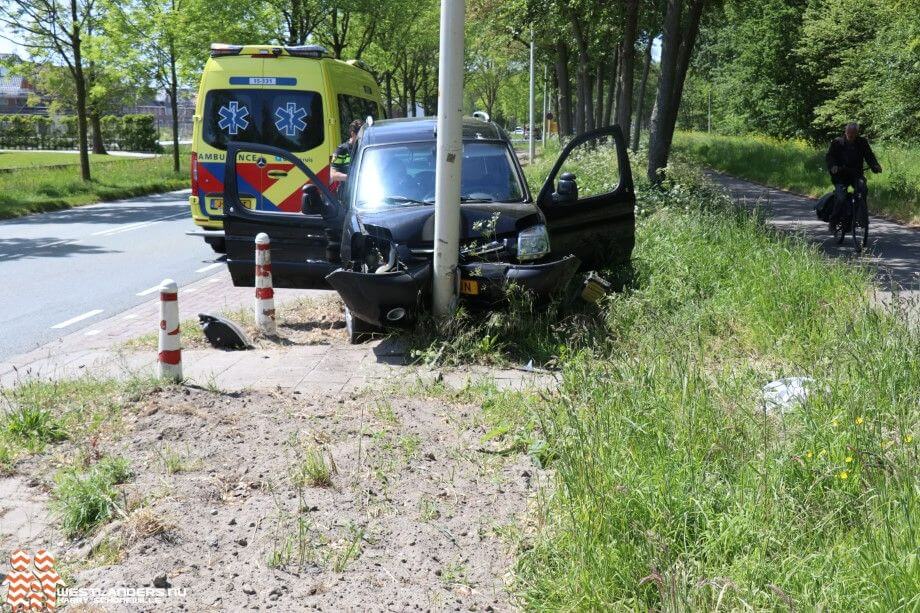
<box><xmin>826</xmin><ymin>123</ymin><xmax>882</xmax><ymax>229</ymax></box>
<box><xmin>330</xmin><ymin>119</ymin><xmax>363</xmax><ymax>185</ymax></box>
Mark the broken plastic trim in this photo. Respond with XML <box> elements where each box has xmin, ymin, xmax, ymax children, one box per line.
<box><xmin>326</xmin><ymin>263</ymin><xmax>431</xmax><ymax>328</ymax></box>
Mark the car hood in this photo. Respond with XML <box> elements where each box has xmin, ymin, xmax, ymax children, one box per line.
<box><xmin>354</xmin><ymin>202</ymin><xmax>542</xmax><ymax>245</ymax></box>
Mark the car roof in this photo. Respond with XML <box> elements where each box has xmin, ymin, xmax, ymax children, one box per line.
<box><xmin>360</xmin><ymin>116</ymin><xmax>506</xmax><ymax>146</ymax></box>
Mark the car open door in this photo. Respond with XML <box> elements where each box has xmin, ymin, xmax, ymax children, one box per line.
<box><xmin>223</xmin><ymin>142</ymin><xmax>343</xmax><ymax>288</ymax></box>
<box><xmin>534</xmin><ymin>125</ymin><xmax>635</xmax><ymax>270</ymax></box>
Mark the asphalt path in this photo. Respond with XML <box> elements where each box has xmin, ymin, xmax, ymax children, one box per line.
<box><xmin>0</xmin><ymin>190</ymin><xmax>223</xmax><ymax>360</ymax></box>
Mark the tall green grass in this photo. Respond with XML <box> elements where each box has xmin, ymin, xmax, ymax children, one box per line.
<box><xmin>415</xmin><ymin>149</ymin><xmax>918</xmax><ymax>609</ymax></box>
<box><xmin>0</xmin><ymin>153</ymin><xmax>188</xmax><ymax>219</ymax></box>
<box><xmin>673</xmin><ymin>131</ymin><xmax>920</xmax><ymax>225</ymax></box>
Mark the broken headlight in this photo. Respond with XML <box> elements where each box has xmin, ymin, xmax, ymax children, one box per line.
<box><xmin>516</xmin><ymin>224</ymin><xmax>550</xmax><ymax>261</ymax></box>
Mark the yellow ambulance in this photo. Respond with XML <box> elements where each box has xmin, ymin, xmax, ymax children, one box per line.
<box><xmin>189</xmin><ymin>44</ymin><xmax>384</xmax><ymax>252</ymax></box>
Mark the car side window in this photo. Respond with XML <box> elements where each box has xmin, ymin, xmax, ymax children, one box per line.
<box><xmin>337</xmin><ymin>94</ymin><xmax>379</xmax><ymax>142</ymax></box>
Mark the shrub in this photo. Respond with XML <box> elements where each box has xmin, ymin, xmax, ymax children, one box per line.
<box><xmin>0</xmin><ymin>113</ymin><xmax>161</xmax><ymax>152</ymax></box>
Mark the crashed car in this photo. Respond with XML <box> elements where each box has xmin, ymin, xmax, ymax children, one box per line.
<box><xmin>221</xmin><ymin>117</ymin><xmax>635</xmax><ymax>342</ymax></box>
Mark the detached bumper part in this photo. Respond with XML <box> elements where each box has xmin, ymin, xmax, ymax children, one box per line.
<box><xmin>460</xmin><ymin>254</ymin><xmax>581</xmax><ymax>302</ymax></box>
<box><xmin>326</xmin><ymin>263</ymin><xmax>431</xmax><ymax>328</ymax></box>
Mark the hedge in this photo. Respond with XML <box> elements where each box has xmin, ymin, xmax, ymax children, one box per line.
<box><xmin>0</xmin><ymin>114</ymin><xmax>161</xmax><ymax>152</ymax></box>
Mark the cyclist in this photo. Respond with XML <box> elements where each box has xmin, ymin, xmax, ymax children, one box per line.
<box><xmin>826</xmin><ymin>122</ymin><xmax>882</xmax><ymax>231</ymax></box>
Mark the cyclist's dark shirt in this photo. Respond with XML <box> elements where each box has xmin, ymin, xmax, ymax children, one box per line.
<box><xmin>826</xmin><ymin>136</ymin><xmax>879</xmax><ymax>183</ymax></box>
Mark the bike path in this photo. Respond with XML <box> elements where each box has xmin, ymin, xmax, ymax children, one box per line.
<box><xmin>708</xmin><ymin>172</ymin><xmax>920</xmax><ymax>295</ymax></box>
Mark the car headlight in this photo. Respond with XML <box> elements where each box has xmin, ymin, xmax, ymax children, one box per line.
<box><xmin>517</xmin><ymin>224</ymin><xmax>550</xmax><ymax>261</ymax></box>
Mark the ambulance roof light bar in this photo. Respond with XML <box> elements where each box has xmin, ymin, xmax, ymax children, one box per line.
<box><xmin>210</xmin><ymin>43</ymin><xmax>243</xmax><ymax>57</ymax></box>
<box><xmin>285</xmin><ymin>45</ymin><xmax>329</xmax><ymax>58</ymax></box>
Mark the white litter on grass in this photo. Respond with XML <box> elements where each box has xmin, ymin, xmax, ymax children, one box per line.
<box><xmin>761</xmin><ymin>377</ymin><xmax>815</xmax><ymax>414</ymax></box>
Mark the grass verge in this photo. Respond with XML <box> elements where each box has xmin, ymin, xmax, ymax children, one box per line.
<box><xmin>0</xmin><ymin>151</ymin><xmax>124</xmax><ymax>169</ymax></box>
<box><xmin>0</xmin><ymin>152</ymin><xmax>188</xmax><ymax>219</ymax></box>
<box><xmin>412</xmin><ymin>147</ymin><xmax>918</xmax><ymax>608</ymax></box>
<box><xmin>0</xmin><ymin>376</ymin><xmax>162</xmax><ymax>474</ymax></box>
<box><xmin>672</xmin><ymin>131</ymin><xmax>920</xmax><ymax>225</ymax></box>
<box><xmin>53</xmin><ymin>455</ymin><xmax>132</xmax><ymax>537</ymax></box>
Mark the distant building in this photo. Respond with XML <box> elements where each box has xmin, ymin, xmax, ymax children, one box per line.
<box><xmin>0</xmin><ymin>54</ymin><xmax>44</xmax><ymax>114</ymax></box>
<box><xmin>125</xmin><ymin>87</ymin><xmax>196</xmax><ymax>139</ymax></box>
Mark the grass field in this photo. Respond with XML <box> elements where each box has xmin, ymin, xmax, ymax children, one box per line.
<box><xmin>0</xmin><ymin>151</ymin><xmax>127</xmax><ymax>169</ymax></box>
<box><xmin>411</xmin><ymin>147</ymin><xmax>918</xmax><ymax>609</ymax></box>
<box><xmin>0</xmin><ymin>152</ymin><xmax>188</xmax><ymax>219</ymax></box>
<box><xmin>672</xmin><ymin>131</ymin><xmax>920</xmax><ymax>226</ymax></box>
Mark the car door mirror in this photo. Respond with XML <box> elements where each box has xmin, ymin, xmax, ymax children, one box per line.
<box><xmin>302</xmin><ymin>183</ymin><xmax>324</xmax><ymax>215</ymax></box>
<box><xmin>552</xmin><ymin>172</ymin><xmax>578</xmax><ymax>204</ymax></box>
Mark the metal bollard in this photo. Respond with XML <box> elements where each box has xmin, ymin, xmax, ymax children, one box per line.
<box><xmin>157</xmin><ymin>278</ymin><xmax>182</xmax><ymax>380</ymax></box>
<box><xmin>255</xmin><ymin>232</ymin><xmax>276</xmax><ymax>335</ymax></box>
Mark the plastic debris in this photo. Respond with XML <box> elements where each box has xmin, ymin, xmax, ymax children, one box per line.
<box><xmin>761</xmin><ymin>377</ymin><xmax>815</xmax><ymax>414</ymax></box>
<box><xmin>581</xmin><ymin>272</ymin><xmax>612</xmax><ymax>303</ymax></box>
<box><xmin>198</xmin><ymin>313</ymin><xmax>252</xmax><ymax>350</ymax></box>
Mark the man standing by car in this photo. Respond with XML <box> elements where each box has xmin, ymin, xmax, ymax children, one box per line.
<box><xmin>826</xmin><ymin>122</ymin><xmax>882</xmax><ymax>228</ymax></box>
<box><xmin>330</xmin><ymin>119</ymin><xmax>363</xmax><ymax>185</ymax></box>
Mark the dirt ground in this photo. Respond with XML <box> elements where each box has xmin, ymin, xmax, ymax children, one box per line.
<box><xmin>21</xmin><ymin>384</ymin><xmax>538</xmax><ymax>611</ymax></box>
<box><xmin>124</xmin><ymin>295</ymin><xmax>351</xmax><ymax>351</ymax></box>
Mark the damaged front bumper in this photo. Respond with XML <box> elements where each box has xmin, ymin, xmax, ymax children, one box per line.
<box><xmin>325</xmin><ymin>255</ymin><xmax>580</xmax><ymax>328</ymax></box>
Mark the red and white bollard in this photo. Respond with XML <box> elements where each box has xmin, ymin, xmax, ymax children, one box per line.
<box><xmin>157</xmin><ymin>278</ymin><xmax>182</xmax><ymax>380</ymax></box>
<box><xmin>255</xmin><ymin>232</ymin><xmax>276</xmax><ymax>335</ymax></box>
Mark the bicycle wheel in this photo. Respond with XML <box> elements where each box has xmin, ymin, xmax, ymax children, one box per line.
<box><xmin>852</xmin><ymin>198</ymin><xmax>869</xmax><ymax>252</ymax></box>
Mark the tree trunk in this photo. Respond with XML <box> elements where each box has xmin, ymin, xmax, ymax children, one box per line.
<box><xmin>584</xmin><ymin>66</ymin><xmax>595</xmax><ymax>132</ymax></box>
<box><xmin>664</xmin><ymin>0</ymin><xmax>705</xmax><ymax>148</ymax></box>
<box><xmin>632</xmin><ymin>37</ymin><xmax>653</xmax><ymax>151</ymax></box>
<box><xmin>616</xmin><ymin>0</ymin><xmax>639</xmax><ymax>144</ymax></box>
<box><xmin>569</xmin><ymin>15</ymin><xmax>590</xmax><ymax>134</ymax></box>
<box><xmin>169</xmin><ymin>50</ymin><xmax>180</xmax><ymax>172</ymax></box>
<box><xmin>554</xmin><ymin>43</ymin><xmax>572</xmax><ymax>137</ymax></box>
<box><xmin>90</xmin><ymin>111</ymin><xmax>106</xmax><ymax>154</ymax></box>
<box><xmin>595</xmin><ymin>57</ymin><xmax>605</xmax><ymax>128</ymax></box>
<box><xmin>385</xmin><ymin>71</ymin><xmax>393</xmax><ymax>117</ymax></box>
<box><xmin>71</xmin><ymin>5</ymin><xmax>91</xmax><ymax>182</ymax></box>
<box><xmin>647</xmin><ymin>0</ymin><xmax>682</xmax><ymax>183</ymax></box>
<box><xmin>605</xmin><ymin>43</ymin><xmax>619</xmax><ymax>127</ymax></box>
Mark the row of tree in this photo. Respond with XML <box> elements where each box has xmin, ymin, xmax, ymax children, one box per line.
<box><xmin>0</xmin><ymin>0</ymin><xmax>714</xmax><ymax>184</ymax></box>
<box><xmin>678</xmin><ymin>0</ymin><xmax>920</xmax><ymax>145</ymax></box>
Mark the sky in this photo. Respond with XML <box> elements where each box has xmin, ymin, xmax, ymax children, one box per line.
<box><xmin>0</xmin><ymin>22</ymin><xmax>22</xmax><ymax>56</ymax></box>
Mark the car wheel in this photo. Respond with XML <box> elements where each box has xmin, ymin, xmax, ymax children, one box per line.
<box><xmin>344</xmin><ymin>306</ymin><xmax>380</xmax><ymax>344</ymax></box>
<box><xmin>205</xmin><ymin>237</ymin><xmax>226</xmax><ymax>254</ymax></box>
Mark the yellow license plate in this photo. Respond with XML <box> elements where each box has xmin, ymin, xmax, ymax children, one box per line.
<box><xmin>209</xmin><ymin>197</ymin><xmax>255</xmax><ymax>211</ymax></box>
<box><xmin>460</xmin><ymin>279</ymin><xmax>479</xmax><ymax>295</ymax></box>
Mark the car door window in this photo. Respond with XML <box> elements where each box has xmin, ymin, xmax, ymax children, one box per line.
<box><xmin>553</xmin><ymin>134</ymin><xmax>621</xmax><ymax>200</ymax></box>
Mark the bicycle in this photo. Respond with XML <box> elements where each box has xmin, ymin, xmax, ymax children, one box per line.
<box><xmin>830</xmin><ymin>168</ymin><xmax>870</xmax><ymax>252</ymax></box>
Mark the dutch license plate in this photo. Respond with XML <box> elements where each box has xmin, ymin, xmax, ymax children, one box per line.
<box><xmin>209</xmin><ymin>197</ymin><xmax>255</xmax><ymax>211</ymax></box>
<box><xmin>460</xmin><ymin>279</ymin><xmax>479</xmax><ymax>295</ymax></box>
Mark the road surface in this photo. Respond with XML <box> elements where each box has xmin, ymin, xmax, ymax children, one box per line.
<box><xmin>0</xmin><ymin>190</ymin><xmax>222</xmax><ymax>360</ymax></box>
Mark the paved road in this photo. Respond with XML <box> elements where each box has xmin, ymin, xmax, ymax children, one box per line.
<box><xmin>0</xmin><ymin>190</ymin><xmax>223</xmax><ymax>360</ymax></box>
<box><xmin>709</xmin><ymin>172</ymin><xmax>920</xmax><ymax>299</ymax></box>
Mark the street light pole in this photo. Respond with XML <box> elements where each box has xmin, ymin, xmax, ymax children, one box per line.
<box><xmin>432</xmin><ymin>0</ymin><xmax>465</xmax><ymax>319</ymax></box>
<box><xmin>527</xmin><ymin>27</ymin><xmax>535</xmax><ymax>165</ymax></box>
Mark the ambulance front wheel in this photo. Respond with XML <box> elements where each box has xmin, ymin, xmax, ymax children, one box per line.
<box><xmin>205</xmin><ymin>237</ymin><xmax>226</xmax><ymax>254</ymax></box>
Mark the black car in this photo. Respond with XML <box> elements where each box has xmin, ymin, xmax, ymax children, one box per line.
<box><xmin>221</xmin><ymin>117</ymin><xmax>635</xmax><ymax>342</ymax></box>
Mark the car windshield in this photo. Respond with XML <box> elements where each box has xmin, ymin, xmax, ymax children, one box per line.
<box><xmin>354</xmin><ymin>141</ymin><xmax>524</xmax><ymax>209</ymax></box>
